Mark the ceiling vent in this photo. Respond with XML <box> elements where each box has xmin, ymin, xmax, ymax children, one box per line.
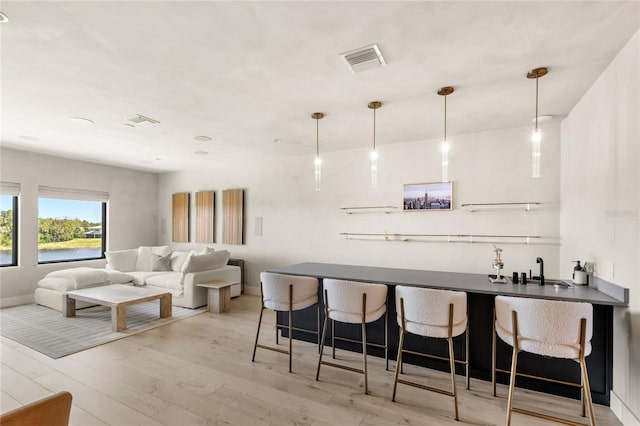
<box><xmin>126</xmin><ymin>114</ymin><xmax>160</xmax><ymax>127</ymax></box>
<box><xmin>340</xmin><ymin>44</ymin><xmax>386</xmax><ymax>73</ymax></box>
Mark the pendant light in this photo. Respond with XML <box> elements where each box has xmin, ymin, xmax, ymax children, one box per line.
<box><xmin>437</xmin><ymin>86</ymin><xmax>454</xmax><ymax>182</ymax></box>
<box><xmin>312</xmin><ymin>112</ymin><xmax>324</xmax><ymax>191</ymax></box>
<box><xmin>527</xmin><ymin>67</ymin><xmax>548</xmax><ymax>178</ymax></box>
<box><xmin>368</xmin><ymin>101</ymin><xmax>382</xmax><ymax>188</ymax></box>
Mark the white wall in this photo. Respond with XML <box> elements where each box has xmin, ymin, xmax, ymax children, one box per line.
<box><xmin>561</xmin><ymin>30</ymin><xmax>639</xmax><ymax>424</ymax></box>
<box><xmin>158</xmin><ymin>122</ymin><xmax>561</xmax><ymax>293</ymax></box>
<box><xmin>0</xmin><ymin>148</ymin><xmax>159</xmax><ymax>306</ymax></box>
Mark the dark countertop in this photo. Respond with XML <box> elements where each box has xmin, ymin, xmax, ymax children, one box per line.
<box><xmin>267</xmin><ymin>262</ymin><xmax>627</xmax><ymax>306</ymax></box>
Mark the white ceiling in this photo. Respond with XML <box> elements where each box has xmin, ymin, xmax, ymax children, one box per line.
<box><xmin>1</xmin><ymin>1</ymin><xmax>639</xmax><ymax>172</ymax></box>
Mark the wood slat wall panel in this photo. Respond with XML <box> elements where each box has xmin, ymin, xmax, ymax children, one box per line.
<box><xmin>222</xmin><ymin>189</ymin><xmax>243</xmax><ymax>245</ymax></box>
<box><xmin>172</xmin><ymin>192</ymin><xmax>190</xmax><ymax>242</ymax></box>
<box><xmin>196</xmin><ymin>191</ymin><xmax>215</xmax><ymax>243</ymax></box>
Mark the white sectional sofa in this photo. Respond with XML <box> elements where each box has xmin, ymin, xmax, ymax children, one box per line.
<box><xmin>34</xmin><ymin>246</ymin><xmax>241</xmax><ymax>311</ymax></box>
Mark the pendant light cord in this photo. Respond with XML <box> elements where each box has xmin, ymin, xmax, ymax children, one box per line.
<box><xmin>535</xmin><ymin>76</ymin><xmax>539</xmax><ymax>131</ymax></box>
<box><xmin>444</xmin><ymin>94</ymin><xmax>448</xmax><ymax>141</ymax></box>
<box><xmin>373</xmin><ymin>108</ymin><xmax>376</xmax><ymax>151</ymax></box>
<box><xmin>316</xmin><ymin>117</ymin><xmax>319</xmax><ymax>157</ymax></box>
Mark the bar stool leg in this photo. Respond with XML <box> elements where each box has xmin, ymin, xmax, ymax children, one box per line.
<box><xmin>331</xmin><ymin>319</ymin><xmax>336</xmax><ymax>359</ymax></box>
<box><xmin>362</xmin><ymin>293</ymin><xmax>368</xmax><ymax>394</ymax></box>
<box><xmin>466</xmin><ymin>326</ymin><xmax>470</xmax><ymax>390</ymax></box>
<box><xmin>505</xmin><ymin>311</ymin><xmax>519</xmax><ymax>426</ymax></box>
<box><xmin>385</xmin><ymin>310</ymin><xmax>389</xmax><ymax>371</ymax></box>
<box><xmin>317</xmin><ymin>303</ymin><xmax>321</xmax><ymax>353</ymax></box>
<box><xmin>316</xmin><ymin>290</ymin><xmax>330</xmax><ymax>382</ymax></box>
<box><xmin>581</xmin><ymin>374</ymin><xmax>586</xmax><ymax>417</ymax></box>
<box><xmin>492</xmin><ymin>308</ymin><xmax>497</xmax><ymax>397</ymax></box>
<box><xmin>288</xmin><ymin>285</ymin><xmax>293</xmax><ymax>373</ymax></box>
<box><xmin>252</xmin><ymin>306</ymin><xmax>264</xmax><ymax>362</ymax></box>
<box><xmin>392</xmin><ymin>329</ymin><xmax>405</xmax><ymax>402</ymax></box>
<box><xmin>447</xmin><ymin>304</ymin><xmax>459</xmax><ymax>421</ymax></box>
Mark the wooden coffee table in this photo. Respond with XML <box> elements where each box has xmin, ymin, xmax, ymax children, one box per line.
<box><xmin>63</xmin><ymin>284</ymin><xmax>172</xmax><ymax>331</ymax></box>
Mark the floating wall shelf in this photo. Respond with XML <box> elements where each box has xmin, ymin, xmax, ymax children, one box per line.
<box><xmin>340</xmin><ymin>232</ymin><xmax>559</xmax><ymax>245</ymax></box>
<box><xmin>340</xmin><ymin>206</ymin><xmax>400</xmax><ymax>214</ymax></box>
<box><xmin>460</xmin><ymin>202</ymin><xmax>540</xmax><ymax>212</ymax></box>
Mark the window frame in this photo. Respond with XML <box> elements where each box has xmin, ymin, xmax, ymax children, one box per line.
<box><xmin>37</xmin><ymin>200</ymin><xmax>107</xmax><ymax>265</ymax></box>
<box><xmin>0</xmin><ymin>195</ymin><xmax>18</xmax><ymax>268</ymax></box>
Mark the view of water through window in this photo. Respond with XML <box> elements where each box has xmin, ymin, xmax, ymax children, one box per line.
<box><xmin>38</xmin><ymin>198</ymin><xmax>104</xmax><ymax>263</ymax></box>
<box><xmin>0</xmin><ymin>194</ymin><xmax>15</xmax><ymax>266</ymax></box>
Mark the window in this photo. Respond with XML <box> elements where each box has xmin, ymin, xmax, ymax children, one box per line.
<box><xmin>37</xmin><ymin>186</ymin><xmax>108</xmax><ymax>264</ymax></box>
<box><xmin>0</xmin><ymin>182</ymin><xmax>19</xmax><ymax>267</ymax></box>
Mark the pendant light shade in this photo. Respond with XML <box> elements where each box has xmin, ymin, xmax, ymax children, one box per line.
<box><xmin>312</xmin><ymin>112</ymin><xmax>324</xmax><ymax>191</ymax></box>
<box><xmin>437</xmin><ymin>86</ymin><xmax>454</xmax><ymax>182</ymax></box>
<box><xmin>527</xmin><ymin>67</ymin><xmax>548</xmax><ymax>178</ymax></box>
<box><xmin>368</xmin><ymin>101</ymin><xmax>382</xmax><ymax>188</ymax></box>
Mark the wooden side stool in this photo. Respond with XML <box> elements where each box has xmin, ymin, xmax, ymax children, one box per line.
<box><xmin>197</xmin><ymin>280</ymin><xmax>235</xmax><ymax>313</ymax></box>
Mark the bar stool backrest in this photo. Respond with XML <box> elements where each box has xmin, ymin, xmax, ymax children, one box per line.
<box><xmin>396</xmin><ymin>286</ymin><xmax>467</xmax><ymax>338</ymax></box>
<box><xmin>323</xmin><ymin>279</ymin><xmax>387</xmax><ymax>324</ymax></box>
<box><xmin>260</xmin><ymin>272</ymin><xmax>318</xmax><ymax>311</ymax></box>
<box><xmin>495</xmin><ymin>296</ymin><xmax>593</xmax><ymax>359</ymax></box>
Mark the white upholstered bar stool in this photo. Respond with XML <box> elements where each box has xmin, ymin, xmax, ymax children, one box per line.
<box><xmin>315</xmin><ymin>279</ymin><xmax>388</xmax><ymax>394</ymax></box>
<box><xmin>391</xmin><ymin>286</ymin><xmax>468</xmax><ymax>421</ymax></box>
<box><xmin>252</xmin><ymin>272</ymin><xmax>320</xmax><ymax>373</ymax></box>
<box><xmin>492</xmin><ymin>296</ymin><xmax>595</xmax><ymax>426</ymax></box>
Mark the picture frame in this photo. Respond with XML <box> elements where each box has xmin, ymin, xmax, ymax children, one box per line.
<box><xmin>403</xmin><ymin>181</ymin><xmax>453</xmax><ymax>211</ymax></box>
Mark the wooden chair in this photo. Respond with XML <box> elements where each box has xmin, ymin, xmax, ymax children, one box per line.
<box><xmin>0</xmin><ymin>391</ymin><xmax>72</xmax><ymax>426</ymax></box>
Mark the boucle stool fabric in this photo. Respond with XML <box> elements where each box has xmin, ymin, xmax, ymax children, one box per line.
<box><xmin>495</xmin><ymin>296</ymin><xmax>592</xmax><ymax>359</ymax></box>
<box><xmin>395</xmin><ymin>286</ymin><xmax>467</xmax><ymax>338</ymax></box>
<box><xmin>259</xmin><ymin>272</ymin><xmax>319</xmax><ymax>311</ymax></box>
<box><xmin>323</xmin><ymin>279</ymin><xmax>387</xmax><ymax>323</ymax></box>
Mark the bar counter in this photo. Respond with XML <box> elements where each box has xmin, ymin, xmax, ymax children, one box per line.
<box><xmin>268</xmin><ymin>262</ymin><xmax>628</xmax><ymax>405</ymax></box>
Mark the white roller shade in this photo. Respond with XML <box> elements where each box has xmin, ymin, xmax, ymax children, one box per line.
<box><xmin>0</xmin><ymin>182</ymin><xmax>21</xmax><ymax>196</ymax></box>
<box><xmin>38</xmin><ymin>185</ymin><xmax>109</xmax><ymax>202</ymax></box>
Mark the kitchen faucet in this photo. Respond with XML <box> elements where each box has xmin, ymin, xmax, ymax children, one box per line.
<box><xmin>536</xmin><ymin>257</ymin><xmax>545</xmax><ymax>286</ymax></box>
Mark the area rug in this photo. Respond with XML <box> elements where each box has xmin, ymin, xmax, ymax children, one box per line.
<box><xmin>0</xmin><ymin>302</ymin><xmax>205</xmax><ymax>359</ymax></box>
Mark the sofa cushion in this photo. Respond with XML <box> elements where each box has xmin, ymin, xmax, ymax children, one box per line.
<box><xmin>105</xmin><ymin>249</ymin><xmax>138</xmax><ymax>272</ymax></box>
<box><xmin>105</xmin><ymin>270</ymin><xmax>134</xmax><ymax>284</ymax></box>
<box><xmin>152</xmin><ymin>253</ymin><xmax>172</xmax><ymax>271</ymax></box>
<box><xmin>47</xmin><ymin>267</ymin><xmax>109</xmax><ymax>288</ymax></box>
<box><xmin>37</xmin><ymin>277</ymin><xmax>77</xmax><ymax>292</ymax></box>
<box><xmin>135</xmin><ymin>246</ymin><xmax>171</xmax><ymax>271</ymax></box>
<box><xmin>183</xmin><ymin>250</ymin><xmax>230</xmax><ymax>274</ymax></box>
<box><xmin>127</xmin><ymin>271</ymin><xmax>170</xmax><ymax>286</ymax></box>
<box><xmin>145</xmin><ymin>272</ymin><xmax>184</xmax><ymax>292</ymax></box>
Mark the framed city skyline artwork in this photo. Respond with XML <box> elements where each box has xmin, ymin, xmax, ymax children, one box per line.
<box><xmin>403</xmin><ymin>181</ymin><xmax>453</xmax><ymax>211</ymax></box>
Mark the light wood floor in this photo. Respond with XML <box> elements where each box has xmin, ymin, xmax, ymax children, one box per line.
<box><xmin>1</xmin><ymin>295</ymin><xmax>621</xmax><ymax>426</ymax></box>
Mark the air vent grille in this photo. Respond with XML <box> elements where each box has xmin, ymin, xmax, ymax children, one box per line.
<box><xmin>340</xmin><ymin>44</ymin><xmax>386</xmax><ymax>73</ymax></box>
<box><xmin>127</xmin><ymin>114</ymin><xmax>160</xmax><ymax>126</ymax></box>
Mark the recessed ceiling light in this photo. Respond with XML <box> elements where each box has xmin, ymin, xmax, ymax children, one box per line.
<box><xmin>69</xmin><ymin>117</ymin><xmax>95</xmax><ymax>126</ymax></box>
<box><xmin>194</xmin><ymin>151</ymin><xmax>208</xmax><ymax>156</ymax></box>
<box><xmin>194</xmin><ymin>135</ymin><xmax>212</xmax><ymax>142</ymax></box>
<box><xmin>273</xmin><ymin>139</ymin><xmax>281</xmax><ymax>144</ymax></box>
<box><xmin>155</xmin><ymin>157</ymin><xmax>162</xmax><ymax>161</ymax></box>
<box><xmin>18</xmin><ymin>135</ymin><xmax>40</xmax><ymax>142</ymax></box>
<box><xmin>531</xmin><ymin>115</ymin><xmax>554</xmax><ymax>124</ymax></box>
<box><xmin>123</xmin><ymin>123</ymin><xmax>135</xmax><ymax>128</ymax></box>
<box><xmin>140</xmin><ymin>160</ymin><xmax>153</xmax><ymax>164</ymax></box>
<box><xmin>0</xmin><ymin>11</ymin><xmax>9</xmax><ymax>23</ymax></box>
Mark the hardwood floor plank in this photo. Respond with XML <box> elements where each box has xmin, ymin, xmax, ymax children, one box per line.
<box><xmin>0</xmin><ymin>295</ymin><xmax>621</xmax><ymax>426</ymax></box>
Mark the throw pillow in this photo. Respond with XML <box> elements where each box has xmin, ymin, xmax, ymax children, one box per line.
<box><xmin>182</xmin><ymin>250</ymin><xmax>230</xmax><ymax>274</ymax></box>
<box><xmin>105</xmin><ymin>248</ymin><xmax>138</xmax><ymax>272</ymax></box>
<box><xmin>135</xmin><ymin>245</ymin><xmax>171</xmax><ymax>271</ymax></box>
<box><xmin>151</xmin><ymin>253</ymin><xmax>172</xmax><ymax>271</ymax></box>
<box><xmin>170</xmin><ymin>250</ymin><xmax>193</xmax><ymax>272</ymax></box>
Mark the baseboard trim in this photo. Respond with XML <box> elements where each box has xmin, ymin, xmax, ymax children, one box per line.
<box><xmin>0</xmin><ymin>294</ymin><xmax>34</xmax><ymax>308</ymax></box>
<box><xmin>610</xmin><ymin>390</ymin><xmax>640</xmax><ymax>425</ymax></box>
<box><xmin>243</xmin><ymin>286</ymin><xmax>260</xmax><ymax>296</ymax></box>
